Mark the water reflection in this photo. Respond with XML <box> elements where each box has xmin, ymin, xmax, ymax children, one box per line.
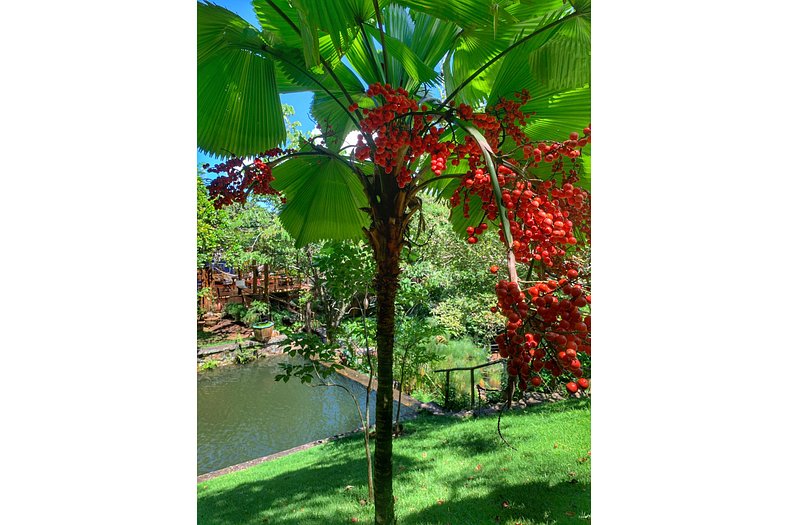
<box><xmin>197</xmin><ymin>355</ymin><xmax>404</xmax><ymax>475</ymax></box>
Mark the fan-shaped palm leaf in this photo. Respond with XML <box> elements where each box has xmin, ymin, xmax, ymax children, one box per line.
<box><xmin>198</xmin><ymin>2</ymin><xmax>285</xmax><ymax>157</ymax></box>
<box><xmin>271</xmin><ymin>155</ymin><xmax>370</xmax><ymax>246</ymax></box>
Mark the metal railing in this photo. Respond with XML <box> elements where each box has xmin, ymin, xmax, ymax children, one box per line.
<box><xmin>433</xmin><ymin>359</ymin><xmax>505</xmax><ymax>408</ymax></box>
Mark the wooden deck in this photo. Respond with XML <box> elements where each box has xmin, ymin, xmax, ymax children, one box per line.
<box><xmin>198</xmin><ymin>268</ymin><xmax>310</xmax><ymax>311</ymax></box>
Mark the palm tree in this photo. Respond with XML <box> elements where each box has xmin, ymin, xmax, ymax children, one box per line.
<box><xmin>197</xmin><ymin>1</ymin><xmax>590</xmax><ymax>523</ymax></box>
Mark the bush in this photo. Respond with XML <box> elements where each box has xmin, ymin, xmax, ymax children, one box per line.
<box><xmin>241</xmin><ymin>301</ymin><xmax>270</xmax><ymax>326</ymax></box>
<box><xmin>224</xmin><ymin>303</ymin><xmax>248</xmax><ymax>322</ymax></box>
<box><xmin>235</xmin><ymin>347</ymin><xmax>256</xmax><ymax>364</ymax></box>
<box><xmin>198</xmin><ymin>359</ymin><xmax>219</xmax><ymax>372</ymax></box>
<box><xmin>431</xmin><ymin>295</ymin><xmax>504</xmax><ymax>344</ymax></box>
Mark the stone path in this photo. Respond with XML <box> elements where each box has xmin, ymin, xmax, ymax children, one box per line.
<box><xmin>197</xmin><ymin>334</ymin><xmax>288</xmax><ymax>357</ymax></box>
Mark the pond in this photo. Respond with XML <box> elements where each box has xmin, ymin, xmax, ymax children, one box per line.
<box><xmin>197</xmin><ymin>354</ymin><xmax>409</xmax><ymax>475</ymax></box>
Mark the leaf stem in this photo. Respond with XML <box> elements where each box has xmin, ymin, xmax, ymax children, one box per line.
<box><xmin>371</xmin><ymin>0</ymin><xmax>389</xmax><ymax>83</ymax></box>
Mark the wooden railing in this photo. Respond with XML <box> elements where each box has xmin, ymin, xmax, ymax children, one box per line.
<box><xmin>434</xmin><ymin>359</ymin><xmax>505</xmax><ymax>408</ymax></box>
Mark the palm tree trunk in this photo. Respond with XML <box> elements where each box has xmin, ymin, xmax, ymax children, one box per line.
<box><xmin>371</xmin><ymin>227</ymin><xmax>402</xmax><ymax>525</ymax></box>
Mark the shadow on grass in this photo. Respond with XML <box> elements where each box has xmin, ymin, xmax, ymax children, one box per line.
<box><xmin>198</xmin><ymin>449</ymin><xmax>424</xmax><ymax>525</ymax></box>
<box><xmin>401</xmin><ymin>480</ymin><xmax>590</xmax><ymax>525</ymax></box>
<box><xmin>199</xmin><ymin>462</ymin><xmax>589</xmax><ymax>525</ymax></box>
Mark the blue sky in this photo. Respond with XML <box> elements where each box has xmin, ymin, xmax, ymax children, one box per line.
<box><xmin>197</xmin><ymin>0</ymin><xmax>315</xmax><ymax>170</ymax></box>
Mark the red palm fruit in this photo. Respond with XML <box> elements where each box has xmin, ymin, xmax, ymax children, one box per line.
<box><xmin>531</xmin><ymin>376</ymin><xmax>542</xmax><ymax>387</ymax></box>
<box><xmin>566</xmin><ymin>382</ymin><xmax>579</xmax><ymax>394</ymax></box>
<box><xmin>490</xmin><ymin>265</ymin><xmax>499</xmax><ymax>274</ymax></box>
<box><xmin>577</xmin><ymin>378</ymin><xmax>590</xmax><ymax>390</ymax></box>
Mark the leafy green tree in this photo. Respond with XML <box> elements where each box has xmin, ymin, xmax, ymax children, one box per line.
<box><xmin>197</xmin><ymin>2</ymin><xmax>591</xmax><ymax>522</ymax></box>
<box><xmin>220</xmin><ymin>195</ymin><xmax>302</xmax><ymax>287</ymax></box>
<box><xmin>313</xmin><ymin>240</ymin><xmax>375</xmax><ymax>342</ymax></box>
<box><xmin>401</xmin><ymin>197</ymin><xmax>503</xmax><ymax>342</ymax></box>
<box><xmin>197</xmin><ymin>173</ymin><xmax>228</xmax><ymax>268</ymax></box>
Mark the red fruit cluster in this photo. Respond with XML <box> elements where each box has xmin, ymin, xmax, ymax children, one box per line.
<box><xmin>354</xmin><ymin>83</ymin><xmax>454</xmax><ymax>188</ymax></box>
<box><xmin>452</xmin><ymin>151</ymin><xmax>590</xmax><ymax>267</ymax></box>
<box><xmin>493</xmin><ymin>273</ymin><xmax>591</xmax><ymax>394</ymax></box>
<box><xmin>488</xmin><ymin>90</ymin><xmax>533</xmax><ymax>148</ymax></box>
<box><xmin>205</xmin><ymin>148</ymin><xmax>291</xmax><ymax>207</ymax></box>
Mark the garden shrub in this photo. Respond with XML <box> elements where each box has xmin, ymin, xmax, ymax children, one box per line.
<box><xmin>224</xmin><ymin>303</ymin><xmax>248</xmax><ymax>322</ymax></box>
<box><xmin>241</xmin><ymin>301</ymin><xmax>269</xmax><ymax>326</ymax></box>
<box><xmin>235</xmin><ymin>347</ymin><xmax>255</xmax><ymax>364</ymax></box>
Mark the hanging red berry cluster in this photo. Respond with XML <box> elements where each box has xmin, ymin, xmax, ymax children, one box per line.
<box><xmin>443</xmin><ymin>94</ymin><xmax>592</xmax><ymax>395</ymax></box>
<box><xmin>494</xmin><ymin>268</ymin><xmax>591</xmax><ymax>394</ymax></box>
<box><xmin>205</xmin><ymin>148</ymin><xmax>292</xmax><ymax>207</ymax></box>
<box><xmin>354</xmin><ymin>83</ymin><xmax>454</xmax><ymax>188</ymax></box>
<box><xmin>451</xmin><ymin>137</ymin><xmax>591</xmax><ymax>268</ymax></box>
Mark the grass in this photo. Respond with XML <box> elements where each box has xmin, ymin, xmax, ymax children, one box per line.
<box><xmin>197</xmin><ymin>399</ymin><xmax>590</xmax><ymax>525</ymax></box>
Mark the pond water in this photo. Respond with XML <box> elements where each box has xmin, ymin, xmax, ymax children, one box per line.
<box><xmin>198</xmin><ymin>355</ymin><xmax>407</xmax><ymax>475</ymax></box>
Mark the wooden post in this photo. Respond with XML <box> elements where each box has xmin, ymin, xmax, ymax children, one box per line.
<box><xmin>444</xmin><ymin>371</ymin><xmax>450</xmax><ymax>407</ymax></box>
<box><xmin>263</xmin><ymin>264</ymin><xmax>270</xmax><ymax>305</ymax></box>
<box><xmin>470</xmin><ymin>368</ymin><xmax>475</xmax><ymax>408</ymax></box>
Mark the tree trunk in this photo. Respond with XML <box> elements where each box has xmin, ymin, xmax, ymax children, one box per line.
<box><xmin>252</xmin><ymin>262</ymin><xmax>258</xmax><ymax>295</ymax></box>
<box><xmin>367</xmin><ymin>155</ymin><xmax>409</xmax><ymax>524</ymax></box>
<box><xmin>370</xmin><ymin>215</ymin><xmax>404</xmax><ymax>525</ymax></box>
<box><xmin>373</xmin><ymin>245</ymin><xmax>400</xmax><ymax>525</ymax></box>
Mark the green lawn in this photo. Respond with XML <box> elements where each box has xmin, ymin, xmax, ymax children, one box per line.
<box><xmin>198</xmin><ymin>399</ymin><xmax>590</xmax><ymax>525</ymax></box>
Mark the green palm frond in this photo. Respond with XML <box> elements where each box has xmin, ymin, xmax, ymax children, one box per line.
<box><xmin>198</xmin><ymin>2</ymin><xmax>285</xmax><ymax>157</ymax></box>
<box><xmin>345</xmin><ymin>33</ymin><xmax>384</xmax><ymax>85</ymax></box>
<box><xmin>296</xmin><ymin>0</ymin><xmax>375</xmax><ymax>54</ymax></box>
<box><xmin>523</xmin><ymin>86</ymin><xmax>590</xmax><ymax>142</ymax></box>
<box><xmin>271</xmin><ymin>155</ymin><xmax>370</xmax><ymax>246</ymax></box>
<box><xmin>444</xmin><ymin>34</ymin><xmax>505</xmax><ymax>105</ymax></box>
<box><xmin>440</xmin><ymin>0</ymin><xmax>571</xmax><ymax>105</ymax></box>
<box><xmin>394</xmin><ymin>0</ymin><xmax>512</xmax><ymax>30</ymax></box>
<box><xmin>377</xmin><ymin>28</ymin><xmax>439</xmax><ymax>90</ymax></box>
<box><xmin>486</xmin><ymin>5</ymin><xmax>588</xmax><ymax>104</ymax></box>
<box><xmin>409</xmin><ymin>11</ymin><xmax>462</xmax><ymax>70</ymax></box>
<box><xmin>311</xmin><ymin>88</ymin><xmax>369</xmax><ymax>151</ymax></box>
<box><xmin>253</xmin><ymin>0</ymin><xmax>303</xmax><ymax>48</ymax></box>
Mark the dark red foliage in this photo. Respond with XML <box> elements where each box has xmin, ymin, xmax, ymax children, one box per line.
<box><xmin>204</xmin><ymin>148</ymin><xmax>293</xmax><ymax>207</ymax></box>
